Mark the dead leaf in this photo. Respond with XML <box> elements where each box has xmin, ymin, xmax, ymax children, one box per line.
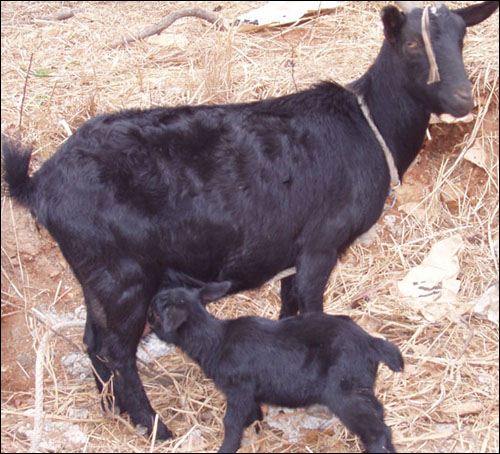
<box><xmin>355</xmin><ymin>224</ymin><xmax>379</xmax><ymax>247</ymax></box>
<box><xmin>472</xmin><ymin>283</ymin><xmax>499</xmax><ymax>325</ymax></box>
<box><xmin>266</xmin><ymin>406</ymin><xmax>338</xmax><ymax>442</ymax></box>
<box><xmin>440</xmin><ymin>182</ymin><xmax>466</xmax><ymax>203</ymax></box>
<box><xmin>464</xmin><ymin>141</ymin><xmax>489</xmax><ymax>170</ymax></box>
<box><xmin>303</xmin><ymin>430</ymin><xmax>323</xmax><ymax>444</ymax></box>
<box><xmin>440</xmin><ymin>182</ymin><xmax>466</xmax><ymax>211</ymax></box>
<box><xmin>398</xmin><ymin>201</ymin><xmax>432</xmax><ymax>222</ymax></box>
<box><xmin>444</xmin><ymin>401</ymin><xmax>483</xmax><ymax>416</ymax></box>
<box><xmin>44</xmin><ymin>27</ymin><xmax>61</xmax><ymax>38</ymax></box>
<box><xmin>398</xmin><ymin>236</ymin><xmax>465</xmax><ymax>322</ymax></box>
<box><xmin>435</xmin><ymin>423</ymin><xmax>456</xmax><ymax>433</ymax></box>
<box><xmin>396</xmin><ymin>182</ymin><xmax>438</xmax><ymax>222</ymax></box>
<box><xmin>178</xmin><ymin>428</ymin><xmax>206</xmax><ymax>452</ymax></box>
<box><xmin>357</xmin><ymin>313</ymin><xmax>383</xmax><ymax>335</ymax></box>
<box><xmin>147</xmin><ymin>33</ymin><xmax>189</xmax><ymax>49</ymax></box>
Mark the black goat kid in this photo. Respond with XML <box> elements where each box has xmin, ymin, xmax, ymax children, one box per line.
<box><xmin>2</xmin><ymin>1</ymin><xmax>498</xmax><ymax>440</ymax></box>
<box><xmin>148</xmin><ymin>282</ymin><xmax>404</xmax><ymax>453</ymax></box>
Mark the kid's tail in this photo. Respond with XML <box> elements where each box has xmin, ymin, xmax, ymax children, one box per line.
<box><xmin>372</xmin><ymin>337</ymin><xmax>404</xmax><ymax>372</ymax></box>
<box><xmin>2</xmin><ymin>138</ymin><xmax>36</xmax><ymax>208</ymax></box>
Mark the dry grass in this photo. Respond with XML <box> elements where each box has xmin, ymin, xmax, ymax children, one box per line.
<box><xmin>1</xmin><ymin>1</ymin><xmax>498</xmax><ymax>453</ymax></box>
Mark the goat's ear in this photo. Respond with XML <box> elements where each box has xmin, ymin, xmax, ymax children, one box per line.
<box><xmin>162</xmin><ymin>306</ymin><xmax>188</xmax><ymax>331</ymax></box>
<box><xmin>200</xmin><ymin>281</ymin><xmax>232</xmax><ymax>305</ymax></box>
<box><xmin>454</xmin><ymin>1</ymin><xmax>498</xmax><ymax>28</ymax></box>
<box><xmin>382</xmin><ymin>6</ymin><xmax>405</xmax><ymax>42</ymax></box>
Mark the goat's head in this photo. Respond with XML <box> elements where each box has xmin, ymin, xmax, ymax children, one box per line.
<box><xmin>148</xmin><ymin>282</ymin><xmax>231</xmax><ymax>342</ymax></box>
<box><xmin>383</xmin><ymin>1</ymin><xmax>498</xmax><ymax>118</ymax></box>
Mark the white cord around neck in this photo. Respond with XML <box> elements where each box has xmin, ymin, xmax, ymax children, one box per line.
<box><xmin>355</xmin><ymin>94</ymin><xmax>400</xmax><ymax>188</ymax></box>
<box><xmin>265</xmin><ymin>93</ymin><xmax>402</xmax><ymax>284</ymax></box>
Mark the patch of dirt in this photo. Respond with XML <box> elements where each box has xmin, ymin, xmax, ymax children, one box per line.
<box><xmin>1</xmin><ymin>202</ymin><xmax>83</xmax><ymax>396</ymax></box>
<box><xmin>1</xmin><ymin>312</ymin><xmax>33</xmax><ymax>394</ymax></box>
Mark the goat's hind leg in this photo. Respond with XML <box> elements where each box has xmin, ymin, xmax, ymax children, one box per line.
<box><xmin>219</xmin><ymin>393</ymin><xmax>257</xmax><ymax>453</ymax></box>
<box><xmin>82</xmin><ymin>279</ymin><xmax>172</xmax><ymax>440</ymax></box>
<box><xmin>83</xmin><ymin>286</ymin><xmax>131</xmax><ymax>414</ymax></box>
<box><xmin>327</xmin><ymin>390</ymin><xmax>395</xmax><ymax>453</ymax></box>
<box><xmin>101</xmin><ymin>332</ymin><xmax>172</xmax><ymax>439</ymax></box>
<box><xmin>83</xmin><ymin>310</ymin><xmax>116</xmax><ymax>409</ymax></box>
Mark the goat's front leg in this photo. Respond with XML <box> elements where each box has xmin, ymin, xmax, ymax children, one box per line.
<box><xmin>219</xmin><ymin>394</ymin><xmax>256</xmax><ymax>453</ymax></box>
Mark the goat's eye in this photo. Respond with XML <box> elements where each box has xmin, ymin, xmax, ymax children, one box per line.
<box><xmin>406</xmin><ymin>41</ymin><xmax>418</xmax><ymax>49</ymax></box>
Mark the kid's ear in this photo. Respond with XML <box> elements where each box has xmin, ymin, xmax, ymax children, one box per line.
<box><xmin>382</xmin><ymin>6</ymin><xmax>405</xmax><ymax>42</ymax></box>
<box><xmin>200</xmin><ymin>281</ymin><xmax>232</xmax><ymax>305</ymax></box>
<box><xmin>162</xmin><ymin>306</ymin><xmax>188</xmax><ymax>331</ymax></box>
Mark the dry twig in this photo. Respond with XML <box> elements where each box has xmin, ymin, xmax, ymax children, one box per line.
<box><xmin>35</xmin><ymin>8</ymin><xmax>77</xmax><ymax>23</ymax></box>
<box><xmin>18</xmin><ymin>53</ymin><xmax>34</xmax><ymax>138</ymax></box>
<box><xmin>109</xmin><ymin>7</ymin><xmax>225</xmax><ymax>49</ymax></box>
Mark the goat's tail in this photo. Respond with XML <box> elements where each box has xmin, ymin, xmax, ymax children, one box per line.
<box><xmin>372</xmin><ymin>337</ymin><xmax>404</xmax><ymax>372</ymax></box>
<box><xmin>2</xmin><ymin>138</ymin><xmax>36</xmax><ymax>208</ymax></box>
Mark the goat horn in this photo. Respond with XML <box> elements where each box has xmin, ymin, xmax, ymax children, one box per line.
<box><xmin>395</xmin><ymin>1</ymin><xmax>422</xmax><ymax>13</ymax></box>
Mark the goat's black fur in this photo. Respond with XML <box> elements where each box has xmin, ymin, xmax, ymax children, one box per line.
<box><xmin>2</xmin><ymin>1</ymin><xmax>497</xmax><ymax>439</ymax></box>
<box><xmin>148</xmin><ymin>282</ymin><xmax>404</xmax><ymax>453</ymax></box>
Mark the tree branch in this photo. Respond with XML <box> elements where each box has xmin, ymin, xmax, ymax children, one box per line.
<box><xmin>109</xmin><ymin>7</ymin><xmax>225</xmax><ymax>49</ymax></box>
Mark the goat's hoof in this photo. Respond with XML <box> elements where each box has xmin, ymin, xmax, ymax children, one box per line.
<box><xmin>136</xmin><ymin>420</ymin><xmax>173</xmax><ymax>440</ymax></box>
<box><xmin>154</xmin><ymin>421</ymin><xmax>174</xmax><ymax>440</ymax></box>
<box><xmin>136</xmin><ymin>424</ymin><xmax>148</xmax><ymax>436</ymax></box>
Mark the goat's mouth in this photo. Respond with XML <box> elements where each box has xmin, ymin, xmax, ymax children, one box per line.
<box><xmin>439</xmin><ymin>91</ymin><xmax>475</xmax><ymax>119</ymax></box>
<box><xmin>445</xmin><ymin>102</ymin><xmax>474</xmax><ymax>119</ymax></box>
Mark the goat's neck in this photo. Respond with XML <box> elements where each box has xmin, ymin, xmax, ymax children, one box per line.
<box><xmin>178</xmin><ymin>314</ymin><xmax>224</xmax><ymax>375</ymax></box>
<box><xmin>348</xmin><ymin>41</ymin><xmax>430</xmax><ymax>177</ymax></box>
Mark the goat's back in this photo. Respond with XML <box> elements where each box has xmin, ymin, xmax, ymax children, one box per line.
<box><xmin>9</xmin><ymin>82</ymin><xmax>389</xmax><ymax>292</ymax></box>
<box><xmin>209</xmin><ymin>313</ymin><xmax>402</xmax><ymax>397</ymax></box>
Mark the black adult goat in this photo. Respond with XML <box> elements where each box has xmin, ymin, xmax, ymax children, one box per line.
<box><xmin>148</xmin><ymin>282</ymin><xmax>404</xmax><ymax>453</ymax></box>
<box><xmin>2</xmin><ymin>1</ymin><xmax>498</xmax><ymax>440</ymax></box>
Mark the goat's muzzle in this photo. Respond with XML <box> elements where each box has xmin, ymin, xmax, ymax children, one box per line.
<box><xmin>448</xmin><ymin>84</ymin><xmax>474</xmax><ymax>117</ymax></box>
